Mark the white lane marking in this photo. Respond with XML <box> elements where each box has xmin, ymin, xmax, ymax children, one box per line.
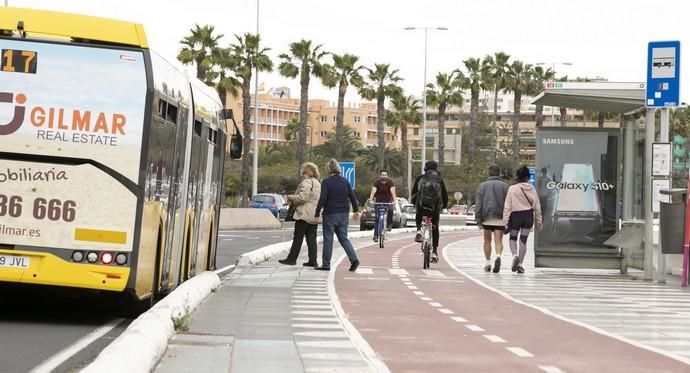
<box><xmin>291</xmin><ymin>304</ymin><xmax>332</xmax><ymax>309</ymax></box>
<box><xmin>389</xmin><ymin>268</ymin><xmax>409</xmax><ymax>275</ymax></box>
<box><xmin>483</xmin><ymin>335</ymin><xmax>507</xmax><ymax>343</ymax></box>
<box><xmin>407</xmin><ymin>286</ymin><xmax>418</xmax><ymax>290</ymax></box>
<box><xmin>292</xmin><ymin>317</ymin><xmax>339</xmax><ymax>322</ymax></box>
<box><xmin>506</xmin><ymin>347</ymin><xmax>534</xmax><ymax>357</ymax></box>
<box><xmin>451</xmin><ymin>316</ymin><xmax>467</xmax><ymax>323</ymax></box>
<box><xmin>438</xmin><ymin>309</ymin><xmax>454</xmax><ymax>315</ymax></box>
<box><xmin>420</xmin><ymin>297</ymin><xmax>432</xmax><ymax>301</ymax></box>
<box><xmin>429</xmin><ymin>302</ymin><xmax>443</xmax><ymax>308</ymax></box>
<box><xmin>292</xmin><ymin>311</ymin><xmax>334</xmax><ymax>316</ymax></box>
<box><xmin>292</xmin><ymin>324</ymin><xmax>343</xmax><ymax>329</ymax></box>
<box><xmin>292</xmin><ymin>300</ymin><xmax>331</xmax><ymax>304</ymax></box>
<box><xmin>538</xmin><ymin>365</ymin><xmax>567</xmax><ymax>373</ymax></box>
<box><xmin>413</xmin><ymin>291</ymin><xmax>425</xmax><ymax>296</ymax></box>
<box><xmin>422</xmin><ymin>269</ymin><xmax>446</xmax><ymax>277</ymax></box>
<box><xmin>356</xmin><ymin>267</ymin><xmax>374</xmax><ymax>274</ymax></box>
<box><xmin>29</xmin><ymin>318</ymin><xmax>124</xmax><ymax>373</ymax></box>
<box><xmin>301</xmin><ymin>352</ymin><xmax>364</xmax><ymax>361</ymax></box>
<box><xmin>293</xmin><ymin>295</ymin><xmax>329</xmax><ymax>300</ymax></box>
<box><xmin>466</xmin><ymin>325</ymin><xmax>484</xmax><ymax>332</ymax></box>
<box><xmin>297</xmin><ymin>340</ymin><xmax>355</xmax><ymax>348</ymax></box>
<box><xmin>294</xmin><ymin>331</ymin><xmax>349</xmax><ymax>338</ymax></box>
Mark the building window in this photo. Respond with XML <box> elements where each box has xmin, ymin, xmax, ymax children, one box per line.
<box><xmin>413</xmin><ymin>128</ymin><xmax>420</xmax><ymax>136</ymax></box>
<box><xmin>333</xmin><ymin>116</ymin><xmax>336</xmax><ymax>123</ymax></box>
<box><xmin>320</xmin><ymin>131</ymin><xmax>328</xmax><ymax>137</ymax></box>
<box><xmin>353</xmin><ymin>116</ymin><xmax>361</xmax><ymax>123</ymax></box>
<box><xmin>446</xmin><ymin>128</ymin><xmax>454</xmax><ymax>135</ymax></box>
<box><xmin>320</xmin><ymin>115</ymin><xmax>328</xmax><ymax>123</ymax></box>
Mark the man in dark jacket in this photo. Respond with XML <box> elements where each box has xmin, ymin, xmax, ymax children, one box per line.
<box><xmin>315</xmin><ymin>159</ymin><xmax>360</xmax><ymax>272</ymax></box>
<box><xmin>410</xmin><ymin>160</ymin><xmax>448</xmax><ymax>262</ymax></box>
<box><xmin>475</xmin><ymin>164</ymin><xmax>509</xmax><ymax>273</ymax></box>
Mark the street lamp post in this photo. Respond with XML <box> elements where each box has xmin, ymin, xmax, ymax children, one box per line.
<box><xmin>536</xmin><ymin>61</ymin><xmax>572</xmax><ymax>126</ymax></box>
<box><xmin>252</xmin><ymin>0</ymin><xmax>260</xmax><ymax>197</ymax></box>
<box><xmin>405</xmin><ymin>26</ymin><xmax>447</xmax><ymax>173</ymax></box>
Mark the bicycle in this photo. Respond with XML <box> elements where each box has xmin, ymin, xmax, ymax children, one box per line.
<box><xmin>373</xmin><ymin>202</ymin><xmax>393</xmax><ymax>248</ymax></box>
<box><xmin>420</xmin><ymin>216</ymin><xmax>435</xmax><ymax>269</ymax></box>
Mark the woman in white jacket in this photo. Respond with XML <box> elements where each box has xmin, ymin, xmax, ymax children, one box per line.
<box><xmin>503</xmin><ymin>166</ymin><xmax>542</xmax><ymax>274</ymax></box>
<box><xmin>279</xmin><ymin>162</ymin><xmax>322</xmax><ymax>267</ymax></box>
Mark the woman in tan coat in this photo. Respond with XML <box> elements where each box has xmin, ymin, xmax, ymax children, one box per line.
<box><xmin>279</xmin><ymin>162</ymin><xmax>322</xmax><ymax>266</ymax></box>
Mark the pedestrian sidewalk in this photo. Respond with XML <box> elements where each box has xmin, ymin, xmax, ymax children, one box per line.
<box><xmin>444</xmin><ymin>235</ymin><xmax>690</xmax><ymax>363</ymax></box>
<box><xmin>154</xmin><ymin>235</ymin><xmax>385</xmax><ymax>373</ymax></box>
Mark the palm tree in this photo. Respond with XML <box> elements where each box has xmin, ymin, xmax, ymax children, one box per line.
<box><xmin>322</xmin><ymin>53</ymin><xmax>365</xmax><ymax>160</ymax></box>
<box><xmin>284</xmin><ymin>118</ymin><xmax>300</xmax><ymax>143</ymax></box>
<box><xmin>457</xmin><ymin>58</ymin><xmax>485</xmax><ymax>168</ymax></box>
<box><xmin>386</xmin><ymin>94</ymin><xmax>422</xmax><ymax>197</ymax></box>
<box><xmin>210</xmin><ymin>47</ymin><xmax>241</xmax><ymax>107</ymax></box>
<box><xmin>530</xmin><ymin>66</ymin><xmax>555</xmax><ymax>127</ymax></box>
<box><xmin>358</xmin><ymin>146</ymin><xmax>403</xmax><ymax>176</ymax></box>
<box><xmin>177</xmin><ymin>24</ymin><xmax>224</xmax><ymax>81</ymax></box>
<box><xmin>229</xmin><ymin>33</ymin><xmax>273</xmax><ymax>203</ymax></box>
<box><xmin>313</xmin><ymin>125</ymin><xmax>362</xmax><ymax>160</ymax></box>
<box><xmin>426</xmin><ymin>71</ymin><xmax>464</xmax><ymax>167</ymax></box>
<box><xmin>278</xmin><ymin>40</ymin><xmax>329</xmax><ymax>170</ymax></box>
<box><xmin>358</xmin><ymin>64</ymin><xmax>403</xmax><ymax>170</ymax></box>
<box><xmin>505</xmin><ymin>61</ymin><xmax>533</xmax><ymax>164</ymax></box>
<box><xmin>482</xmin><ymin>51</ymin><xmax>510</xmax><ymax>163</ymax></box>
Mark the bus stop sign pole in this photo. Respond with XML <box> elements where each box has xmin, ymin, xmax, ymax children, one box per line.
<box><xmin>683</xmin><ymin>176</ymin><xmax>690</xmax><ymax>287</ymax></box>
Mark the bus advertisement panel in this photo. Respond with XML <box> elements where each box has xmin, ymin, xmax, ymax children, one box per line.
<box><xmin>0</xmin><ymin>39</ymin><xmax>147</xmax><ymax>253</ymax></box>
<box><xmin>535</xmin><ymin>129</ymin><xmax>619</xmax><ymax>251</ymax></box>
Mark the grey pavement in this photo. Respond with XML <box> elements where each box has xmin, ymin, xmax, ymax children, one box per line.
<box><xmin>155</xmin><ymin>235</ymin><xmax>380</xmax><ymax>373</ymax></box>
<box><xmin>445</xmin><ymin>235</ymin><xmax>690</xmax><ymax>362</ymax></box>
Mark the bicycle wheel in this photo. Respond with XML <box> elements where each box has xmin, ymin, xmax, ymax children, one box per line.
<box><xmin>423</xmin><ymin>241</ymin><xmax>430</xmax><ymax>269</ymax></box>
<box><xmin>378</xmin><ymin>213</ymin><xmax>385</xmax><ymax>248</ymax></box>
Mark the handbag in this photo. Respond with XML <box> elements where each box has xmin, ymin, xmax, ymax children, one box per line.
<box><xmin>285</xmin><ymin>180</ymin><xmax>314</xmax><ymax>222</ymax></box>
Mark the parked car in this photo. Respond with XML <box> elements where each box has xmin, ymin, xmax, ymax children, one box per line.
<box><xmin>449</xmin><ymin>204</ymin><xmax>467</xmax><ymax>215</ymax></box>
<box><xmin>465</xmin><ymin>204</ymin><xmax>477</xmax><ymax>225</ymax></box>
<box><xmin>402</xmin><ymin>204</ymin><xmax>417</xmax><ymax>227</ymax></box>
<box><xmin>360</xmin><ymin>198</ymin><xmax>407</xmax><ymax>230</ymax></box>
<box><xmin>249</xmin><ymin>193</ymin><xmax>285</xmax><ymax>218</ymax></box>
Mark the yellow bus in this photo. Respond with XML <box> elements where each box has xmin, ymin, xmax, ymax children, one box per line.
<box><xmin>0</xmin><ymin>7</ymin><xmax>238</xmax><ymax>301</ymax></box>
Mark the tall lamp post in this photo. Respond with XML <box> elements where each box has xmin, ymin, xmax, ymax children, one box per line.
<box><xmin>404</xmin><ymin>26</ymin><xmax>447</xmax><ymax>173</ymax></box>
<box><xmin>252</xmin><ymin>0</ymin><xmax>260</xmax><ymax>197</ymax></box>
<box><xmin>536</xmin><ymin>61</ymin><xmax>572</xmax><ymax>126</ymax></box>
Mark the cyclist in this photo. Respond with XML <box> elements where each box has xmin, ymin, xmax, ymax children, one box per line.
<box><xmin>411</xmin><ymin>160</ymin><xmax>448</xmax><ymax>262</ymax></box>
<box><xmin>368</xmin><ymin>169</ymin><xmax>397</xmax><ymax>242</ymax></box>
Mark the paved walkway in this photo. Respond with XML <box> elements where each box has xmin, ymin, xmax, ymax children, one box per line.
<box><xmin>155</xmin><ymin>232</ymin><xmax>690</xmax><ymax>372</ymax></box>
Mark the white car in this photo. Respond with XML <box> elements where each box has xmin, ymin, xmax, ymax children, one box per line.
<box><xmin>464</xmin><ymin>205</ymin><xmax>477</xmax><ymax>225</ymax></box>
<box><xmin>402</xmin><ymin>204</ymin><xmax>417</xmax><ymax>227</ymax></box>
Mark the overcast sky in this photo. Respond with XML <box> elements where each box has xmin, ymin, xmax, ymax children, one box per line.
<box><xmin>10</xmin><ymin>0</ymin><xmax>690</xmax><ymax>104</ymax></box>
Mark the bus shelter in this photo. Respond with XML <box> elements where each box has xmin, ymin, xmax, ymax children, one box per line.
<box><xmin>531</xmin><ymin>82</ymin><xmax>648</xmax><ymax>273</ymax></box>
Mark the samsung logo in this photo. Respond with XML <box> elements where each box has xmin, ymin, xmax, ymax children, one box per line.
<box><xmin>542</xmin><ymin>138</ymin><xmax>574</xmax><ymax>145</ymax></box>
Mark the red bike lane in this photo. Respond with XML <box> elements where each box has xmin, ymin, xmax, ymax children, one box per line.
<box><xmin>334</xmin><ymin>233</ymin><xmax>690</xmax><ymax>373</ymax></box>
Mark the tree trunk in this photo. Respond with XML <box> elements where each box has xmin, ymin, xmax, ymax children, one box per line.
<box><xmin>512</xmin><ymin>91</ymin><xmax>521</xmax><ymax>165</ymax></box>
<box><xmin>377</xmin><ymin>89</ymin><xmax>386</xmax><ymax>171</ymax></box>
<box><xmin>240</xmin><ymin>77</ymin><xmax>253</xmax><ymax>205</ymax></box>
<box><xmin>438</xmin><ymin>102</ymin><xmax>447</xmax><ymax>167</ymax></box>
<box><xmin>535</xmin><ymin>104</ymin><xmax>544</xmax><ymax>127</ymax></box>
<box><xmin>335</xmin><ymin>81</ymin><xmax>347</xmax><ymax>160</ymax></box>
<box><xmin>598</xmin><ymin>112</ymin><xmax>605</xmax><ymax>128</ymax></box>
<box><xmin>297</xmin><ymin>64</ymin><xmax>310</xmax><ymax>171</ymax></box>
<box><xmin>470</xmin><ymin>87</ymin><xmax>479</xmax><ymax>156</ymax></box>
<box><xmin>195</xmin><ymin>57</ymin><xmax>206</xmax><ymax>81</ymax></box>
<box><xmin>559</xmin><ymin>107</ymin><xmax>567</xmax><ymax>127</ymax></box>
<box><xmin>401</xmin><ymin>125</ymin><xmax>409</xmax><ymax>198</ymax></box>
<box><xmin>491</xmin><ymin>87</ymin><xmax>499</xmax><ymax>163</ymax></box>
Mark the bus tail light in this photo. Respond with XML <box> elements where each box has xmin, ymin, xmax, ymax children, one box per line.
<box><xmin>100</xmin><ymin>252</ymin><xmax>114</xmax><ymax>265</ymax></box>
<box><xmin>72</xmin><ymin>251</ymin><xmax>84</xmax><ymax>262</ymax></box>
<box><xmin>86</xmin><ymin>251</ymin><xmax>99</xmax><ymax>263</ymax></box>
<box><xmin>115</xmin><ymin>253</ymin><xmax>128</xmax><ymax>265</ymax></box>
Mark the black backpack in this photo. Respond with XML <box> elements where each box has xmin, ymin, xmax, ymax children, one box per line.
<box><xmin>417</xmin><ymin>170</ymin><xmax>442</xmax><ymax>211</ymax></box>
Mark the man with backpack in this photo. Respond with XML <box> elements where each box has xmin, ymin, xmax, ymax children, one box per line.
<box><xmin>411</xmin><ymin>160</ymin><xmax>448</xmax><ymax>262</ymax></box>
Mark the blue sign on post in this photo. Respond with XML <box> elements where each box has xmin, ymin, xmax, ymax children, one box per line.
<box><xmin>528</xmin><ymin>167</ymin><xmax>537</xmax><ymax>187</ymax></box>
<box><xmin>340</xmin><ymin>161</ymin><xmax>356</xmax><ymax>190</ymax></box>
<box><xmin>646</xmin><ymin>41</ymin><xmax>681</xmax><ymax>108</ymax></box>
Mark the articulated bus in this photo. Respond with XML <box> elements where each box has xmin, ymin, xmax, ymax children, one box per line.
<box><xmin>0</xmin><ymin>7</ymin><xmax>236</xmax><ymax>301</ymax></box>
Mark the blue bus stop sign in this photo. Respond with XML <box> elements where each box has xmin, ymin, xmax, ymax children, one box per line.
<box><xmin>340</xmin><ymin>161</ymin><xmax>356</xmax><ymax>190</ymax></box>
<box><xmin>646</xmin><ymin>41</ymin><xmax>681</xmax><ymax>108</ymax></box>
<box><xmin>528</xmin><ymin>167</ymin><xmax>537</xmax><ymax>187</ymax></box>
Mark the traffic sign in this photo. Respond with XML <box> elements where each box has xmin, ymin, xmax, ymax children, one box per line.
<box><xmin>528</xmin><ymin>167</ymin><xmax>537</xmax><ymax>187</ymax></box>
<box><xmin>340</xmin><ymin>161</ymin><xmax>356</xmax><ymax>190</ymax></box>
<box><xmin>646</xmin><ymin>41</ymin><xmax>681</xmax><ymax>108</ymax></box>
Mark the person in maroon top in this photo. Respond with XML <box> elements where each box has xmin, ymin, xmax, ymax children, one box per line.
<box><xmin>368</xmin><ymin>169</ymin><xmax>397</xmax><ymax>241</ymax></box>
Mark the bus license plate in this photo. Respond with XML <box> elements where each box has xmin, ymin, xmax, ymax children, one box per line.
<box><xmin>0</xmin><ymin>254</ymin><xmax>30</xmax><ymax>269</ymax></box>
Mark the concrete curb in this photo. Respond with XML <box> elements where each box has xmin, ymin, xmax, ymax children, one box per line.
<box><xmin>80</xmin><ymin>272</ymin><xmax>221</xmax><ymax>373</ymax></box>
<box><xmin>235</xmin><ymin>225</ymin><xmax>477</xmax><ymax>266</ymax></box>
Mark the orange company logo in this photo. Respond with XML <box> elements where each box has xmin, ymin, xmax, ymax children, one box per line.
<box><xmin>0</xmin><ymin>92</ymin><xmax>127</xmax><ymax>136</ymax></box>
<box><xmin>0</xmin><ymin>92</ymin><xmax>26</xmax><ymax>135</ymax></box>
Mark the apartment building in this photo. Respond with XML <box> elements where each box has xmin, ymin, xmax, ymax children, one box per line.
<box><xmin>225</xmin><ymin>87</ymin><xmax>400</xmax><ymax>149</ymax></box>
